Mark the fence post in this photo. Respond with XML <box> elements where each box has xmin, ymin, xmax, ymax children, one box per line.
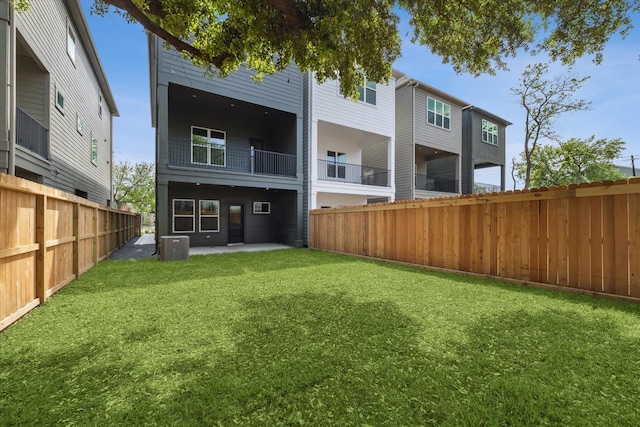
<box><xmin>92</xmin><ymin>207</ymin><xmax>98</xmax><ymax>266</ymax></box>
<box><xmin>73</xmin><ymin>202</ymin><xmax>79</xmax><ymax>279</ymax></box>
<box><xmin>35</xmin><ymin>194</ymin><xmax>46</xmax><ymax>304</ymax></box>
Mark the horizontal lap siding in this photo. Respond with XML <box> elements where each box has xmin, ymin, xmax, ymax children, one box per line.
<box><xmin>309</xmin><ymin>179</ymin><xmax>640</xmax><ymax>302</ymax></box>
<box><xmin>16</xmin><ymin>0</ymin><xmax>114</xmax><ymax>204</ymax></box>
<box><xmin>394</xmin><ymin>85</ymin><xmax>414</xmax><ymax>201</ymax></box>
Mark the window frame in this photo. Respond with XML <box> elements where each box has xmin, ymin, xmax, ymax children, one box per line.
<box><xmin>173</xmin><ymin>199</ymin><xmax>195</xmax><ymax>233</ymax></box>
<box><xmin>66</xmin><ymin>20</ymin><xmax>76</xmax><ymax>65</ymax></box>
<box><xmin>253</xmin><ymin>202</ymin><xmax>271</xmax><ymax>214</ymax></box>
<box><xmin>55</xmin><ymin>84</ymin><xmax>65</xmax><ymax>114</ymax></box>
<box><xmin>482</xmin><ymin>119</ymin><xmax>499</xmax><ymax>145</ymax></box>
<box><xmin>427</xmin><ymin>97</ymin><xmax>451</xmax><ymax>130</ymax></box>
<box><xmin>199</xmin><ymin>200</ymin><xmax>220</xmax><ymax>232</ymax></box>
<box><xmin>338</xmin><ymin>77</ymin><xmax>377</xmax><ymax>106</ymax></box>
<box><xmin>191</xmin><ymin>126</ymin><xmax>226</xmax><ymax>167</ymax></box>
<box><xmin>76</xmin><ymin>113</ymin><xmax>84</xmax><ymax>135</ymax></box>
<box><xmin>327</xmin><ymin>150</ymin><xmax>347</xmax><ymax>179</ymax></box>
<box><xmin>98</xmin><ymin>93</ymin><xmax>103</xmax><ymax>118</ymax></box>
<box><xmin>90</xmin><ymin>134</ymin><xmax>98</xmax><ymax>165</ymax></box>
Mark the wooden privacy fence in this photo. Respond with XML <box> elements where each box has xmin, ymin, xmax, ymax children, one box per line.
<box><xmin>310</xmin><ymin>178</ymin><xmax>640</xmax><ymax>302</ymax></box>
<box><xmin>0</xmin><ymin>174</ymin><xmax>140</xmax><ymax>331</ymax></box>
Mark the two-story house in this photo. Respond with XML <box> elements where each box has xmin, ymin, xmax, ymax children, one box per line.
<box><xmin>148</xmin><ymin>35</ymin><xmax>304</xmax><ymax>248</ymax></box>
<box><xmin>461</xmin><ymin>106</ymin><xmax>511</xmax><ymax>194</ymax></box>
<box><xmin>395</xmin><ymin>73</ymin><xmax>468</xmax><ymax>200</ymax></box>
<box><xmin>0</xmin><ymin>0</ymin><xmax>118</xmax><ymax>204</ymax></box>
<box><xmin>303</xmin><ymin>72</ymin><xmax>397</xmax><ymax>238</ymax></box>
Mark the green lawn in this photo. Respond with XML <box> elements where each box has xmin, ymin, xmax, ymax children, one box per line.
<box><xmin>1</xmin><ymin>249</ymin><xmax>640</xmax><ymax>426</ymax></box>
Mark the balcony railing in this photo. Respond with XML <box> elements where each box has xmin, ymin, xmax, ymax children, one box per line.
<box><xmin>474</xmin><ymin>182</ymin><xmax>502</xmax><ymax>194</ymax></box>
<box><xmin>317</xmin><ymin>159</ymin><xmax>389</xmax><ymax>187</ymax></box>
<box><xmin>168</xmin><ymin>137</ymin><xmax>297</xmax><ymax>177</ymax></box>
<box><xmin>16</xmin><ymin>107</ymin><xmax>49</xmax><ymax>159</ymax></box>
<box><xmin>415</xmin><ymin>174</ymin><xmax>458</xmax><ymax>193</ymax></box>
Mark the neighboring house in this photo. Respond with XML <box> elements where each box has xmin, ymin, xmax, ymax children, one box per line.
<box><xmin>395</xmin><ymin>73</ymin><xmax>468</xmax><ymax>200</ymax></box>
<box><xmin>461</xmin><ymin>106</ymin><xmax>511</xmax><ymax>194</ymax></box>
<box><xmin>303</xmin><ymin>71</ymin><xmax>397</xmax><ymax>212</ymax></box>
<box><xmin>148</xmin><ymin>35</ymin><xmax>304</xmax><ymax>247</ymax></box>
<box><xmin>0</xmin><ymin>0</ymin><xmax>118</xmax><ymax>204</ymax></box>
<box><xmin>615</xmin><ymin>164</ymin><xmax>637</xmax><ymax>178</ymax></box>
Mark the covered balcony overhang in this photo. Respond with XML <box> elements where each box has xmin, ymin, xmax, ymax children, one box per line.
<box><xmin>415</xmin><ymin>144</ymin><xmax>459</xmax><ymax>197</ymax></box>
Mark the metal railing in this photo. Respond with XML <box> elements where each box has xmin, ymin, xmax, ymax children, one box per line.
<box><xmin>16</xmin><ymin>107</ymin><xmax>49</xmax><ymax>159</ymax></box>
<box><xmin>317</xmin><ymin>159</ymin><xmax>389</xmax><ymax>187</ymax></box>
<box><xmin>474</xmin><ymin>182</ymin><xmax>502</xmax><ymax>194</ymax></box>
<box><xmin>415</xmin><ymin>174</ymin><xmax>458</xmax><ymax>193</ymax></box>
<box><xmin>168</xmin><ymin>137</ymin><xmax>297</xmax><ymax>177</ymax></box>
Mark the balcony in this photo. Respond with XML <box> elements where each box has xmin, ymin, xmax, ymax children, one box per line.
<box><xmin>16</xmin><ymin>107</ymin><xmax>49</xmax><ymax>159</ymax></box>
<box><xmin>317</xmin><ymin>159</ymin><xmax>389</xmax><ymax>187</ymax></box>
<box><xmin>168</xmin><ymin>137</ymin><xmax>296</xmax><ymax>177</ymax></box>
<box><xmin>415</xmin><ymin>174</ymin><xmax>458</xmax><ymax>193</ymax></box>
<box><xmin>474</xmin><ymin>182</ymin><xmax>502</xmax><ymax>194</ymax></box>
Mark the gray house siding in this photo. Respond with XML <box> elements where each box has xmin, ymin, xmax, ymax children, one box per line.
<box><xmin>394</xmin><ymin>84</ymin><xmax>414</xmax><ymax>201</ymax></box>
<box><xmin>413</xmin><ymin>89</ymin><xmax>463</xmax><ymax>154</ymax></box>
<box><xmin>302</xmin><ymin>73</ymin><xmax>310</xmax><ymax>245</ymax></box>
<box><xmin>167</xmin><ymin>183</ymin><xmax>300</xmax><ymax>247</ymax></box>
<box><xmin>8</xmin><ymin>0</ymin><xmax>118</xmax><ymax>205</ymax></box>
<box><xmin>461</xmin><ymin>108</ymin><xmax>509</xmax><ymax>194</ymax></box>
<box><xmin>151</xmin><ymin>35</ymin><xmax>304</xmax><ymax>247</ymax></box>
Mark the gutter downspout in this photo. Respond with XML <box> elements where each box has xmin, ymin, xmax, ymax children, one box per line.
<box><xmin>410</xmin><ymin>80</ymin><xmax>418</xmax><ymax>199</ymax></box>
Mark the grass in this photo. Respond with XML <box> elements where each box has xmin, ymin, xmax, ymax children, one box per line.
<box><xmin>1</xmin><ymin>248</ymin><xmax>640</xmax><ymax>426</ymax></box>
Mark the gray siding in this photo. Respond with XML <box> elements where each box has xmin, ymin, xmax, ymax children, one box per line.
<box><xmin>362</xmin><ymin>140</ymin><xmax>389</xmax><ymax>171</ymax></box>
<box><xmin>16</xmin><ymin>54</ymin><xmax>47</xmax><ymax>125</ymax></box>
<box><xmin>395</xmin><ymin>85</ymin><xmax>414</xmax><ymax>201</ymax></box>
<box><xmin>302</xmin><ymin>73</ymin><xmax>310</xmax><ymax>245</ymax></box>
<box><xmin>157</xmin><ymin>44</ymin><xmax>302</xmax><ymax>114</ymax></box>
<box><xmin>413</xmin><ymin>89</ymin><xmax>463</xmax><ymax>154</ymax></box>
<box><xmin>167</xmin><ymin>183</ymin><xmax>299</xmax><ymax>246</ymax></box>
<box><xmin>14</xmin><ymin>0</ymin><xmax>115</xmax><ymax>204</ymax></box>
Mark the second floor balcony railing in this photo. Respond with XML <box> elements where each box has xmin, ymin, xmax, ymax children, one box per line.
<box><xmin>168</xmin><ymin>137</ymin><xmax>297</xmax><ymax>178</ymax></box>
<box><xmin>415</xmin><ymin>174</ymin><xmax>459</xmax><ymax>193</ymax></box>
<box><xmin>16</xmin><ymin>107</ymin><xmax>49</xmax><ymax>159</ymax></box>
<box><xmin>317</xmin><ymin>159</ymin><xmax>389</xmax><ymax>187</ymax></box>
<box><xmin>474</xmin><ymin>182</ymin><xmax>502</xmax><ymax>194</ymax></box>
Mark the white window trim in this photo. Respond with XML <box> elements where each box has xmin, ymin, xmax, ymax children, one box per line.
<box><xmin>427</xmin><ymin>97</ymin><xmax>451</xmax><ymax>130</ymax></box>
<box><xmin>67</xmin><ymin>19</ymin><xmax>76</xmax><ymax>65</ymax></box>
<box><xmin>76</xmin><ymin>113</ymin><xmax>84</xmax><ymax>135</ymax></box>
<box><xmin>173</xmin><ymin>199</ymin><xmax>195</xmax><ymax>233</ymax></box>
<box><xmin>199</xmin><ymin>200</ymin><xmax>220</xmax><ymax>232</ymax></box>
<box><xmin>98</xmin><ymin>93</ymin><xmax>103</xmax><ymax>118</ymax></box>
<box><xmin>337</xmin><ymin>78</ymin><xmax>377</xmax><ymax>106</ymax></box>
<box><xmin>191</xmin><ymin>126</ymin><xmax>226</xmax><ymax>167</ymax></box>
<box><xmin>482</xmin><ymin>119</ymin><xmax>499</xmax><ymax>145</ymax></box>
<box><xmin>55</xmin><ymin>84</ymin><xmax>65</xmax><ymax>114</ymax></box>
<box><xmin>90</xmin><ymin>134</ymin><xmax>98</xmax><ymax>166</ymax></box>
<box><xmin>253</xmin><ymin>202</ymin><xmax>271</xmax><ymax>214</ymax></box>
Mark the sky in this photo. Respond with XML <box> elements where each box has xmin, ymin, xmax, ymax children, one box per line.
<box><xmin>82</xmin><ymin>2</ymin><xmax>640</xmax><ymax>188</ymax></box>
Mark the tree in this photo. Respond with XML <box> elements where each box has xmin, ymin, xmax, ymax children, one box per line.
<box><xmin>510</xmin><ymin>63</ymin><xmax>592</xmax><ymax>189</ymax></box>
<box><xmin>112</xmin><ymin>161</ymin><xmax>155</xmax><ymax>215</ymax></box>
<box><xmin>513</xmin><ymin>136</ymin><xmax>626</xmax><ymax>188</ymax></box>
<box><xmin>16</xmin><ymin>0</ymin><xmax>640</xmax><ymax>97</ymax></box>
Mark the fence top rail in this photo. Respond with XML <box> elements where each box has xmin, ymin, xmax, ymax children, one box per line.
<box><xmin>310</xmin><ymin>177</ymin><xmax>640</xmax><ymax>214</ymax></box>
<box><xmin>0</xmin><ymin>173</ymin><xmax>137</xmax><ymax>216</ymax></box>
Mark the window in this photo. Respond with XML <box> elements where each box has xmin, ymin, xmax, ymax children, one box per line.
<box><xmin>327</xmin><ymin>151</ymin><xmax>346</xmax><ymax>179</ymax></box>
<box><xmin>76</xmin><ymin>114</ymin><xmax>84</xmax><ymax>135</ymax></box>
<box><xmin>339</xmin><ymin>75</ymin><xmax>376</xmax><ymax>105</ymax></box>
<box><xmin>253</xmin><ymin>202</ymin><xmax>271</xmax><ymax>214</ymax></box>
<box><xmin>55</xmin><ymin>85</ymin><xmax>65</xmax><ymax>113</ymax></box>
<box><xmin>191</xmin><ymin>126</ymin><xmax>225</xmax><ymax>166</ymax></box>
<box><xmin>173</xmin><ymin>199</ymin><xmax>195</xmax><ymax>232</ymax></box>
<box><xmin>482</xmin><ymin>119</ymin><xmax>498</xmax><ymax>145</ymax></box>
<box><xmin>67</xmin><ymin>22</ymin><xmax>76</xmax><ymax>64</ymax></box>
<box><xmin>91</xmin><ymin>135</ymin><xmax>98</xmax><ymax>165</ymax></box>
<box><xmin>427</xmin><ymin>97</ymin><xmax>451</xmax><ymax>130</ymax></box>
<box><xmin>200</xmin><ymin>200</ymin><xmax>220</xmax><ymax>232</ymax></box>
<box><xmin>358</xmin><ymin>78</ymin><xmax>376</xmax><ymax>105</ymax></box>
<box><xmin>98</xmin><ymin>93</ymin><xmax>103</xmax><ymax>118</ymax></box>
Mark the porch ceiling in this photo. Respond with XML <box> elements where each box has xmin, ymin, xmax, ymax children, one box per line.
<box><xmin>169</xmin><ymin>83</ymin><xmax>292</xmax><ymax>125</ymax></box>
<box><xmin>317</xmin><ymin>120</ymin><xmax>388</xmax><ymax>147</ymax></box>
<box><xmin>415</xmin><ymin>145</ymin><xmax>456</xmax><ymax>161</ymax></box>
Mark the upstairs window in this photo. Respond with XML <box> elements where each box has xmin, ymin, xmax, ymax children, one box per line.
<box><xmin>91</xmin><ymin>135</ymin><xmax>98</xmax><ymax>165</ymax></box>
<box><xmin>339</xmin><ymin>76</ymin><xmax>376</xmax><ymax>105</ymax></box>
<box><xmin>67</xmin><ymin>22</ymin><xmax>76</xmax><ymax>64</ymax></box>
<box><xmin>191</xmin><ymin>126</ymin><xmax>225</xmax><ymax>166</ymax></box>
<box><xmin>98</xmin><ymin>93</ymin><xmax>103</xmax><ymax>118</ymax></box>
<box><xmin>327</xmin><ymin>151</ymin><xmax>346</xmax><ymax>179</ymax></box>
<box><xmin>482</xmin><ymin>119</ymin><xmax>498</xmax><ymax>145</ymax></box>
<box><xmin>427</xmin><ymin>97</ymin><xmax>450</xmax><ymax>130</ymax></box>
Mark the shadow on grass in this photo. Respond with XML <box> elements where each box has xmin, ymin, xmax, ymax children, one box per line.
<box><xmin>2</xmin><ymin>293</ymin><xmax>639</xmax><ymax>425</ymax></box>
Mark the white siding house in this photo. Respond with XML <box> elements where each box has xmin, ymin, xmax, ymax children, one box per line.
<box><xmin>0</xmin><ymin>0</ymin><xmax>118</xmax><ymax>204</ymax></box>
<box><xmin>304</xmin><ymin>72</ymin><xmax>397</xmax><ymax>211</ymax></box>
